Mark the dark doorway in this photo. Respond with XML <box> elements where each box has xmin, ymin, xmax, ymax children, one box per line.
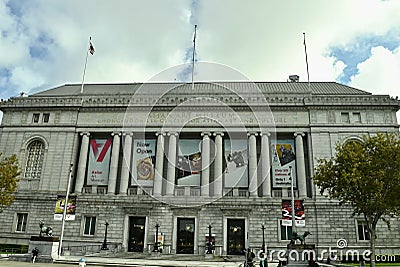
<box><xmin>227</xmin><ymin>219</ymin><xmax>245</xmax><ymax>255</ymax></box>
<box><xmin>176</xmin><ymin>218</ymin><xmax>195</xmax><ymax>254</ymax></box>
<box><xmin>128</xmin><ymin>217</ymin><xmax>146</xmax><ymax>252</ymax></box>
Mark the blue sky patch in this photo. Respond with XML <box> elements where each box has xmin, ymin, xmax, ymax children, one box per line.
<box><xmin>329</xmin><ymin>31</ymin><xmax>400</xmax><ymax>84</ymax></box>
<box><xmin>29</xmin><ymin>33</ymin><xmax>54</xmax><ymax>59</ymax></box>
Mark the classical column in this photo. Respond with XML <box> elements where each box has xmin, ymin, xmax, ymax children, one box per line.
<box><xmin>75</xmin><ymin>132</ymin><xmax>90</xmax><ymax>194</ymax></box>
<box><xmin>166</xmin><ymin>132</ymin><xmax>178</xmax><ymax>196</ymax></box>
<box><xmin>153</xmin><ymin>132</ymin><xmax>165</xmax><ymax>196</ymax></box>
<box><xmin>260</xmin><ymin>133</ymin><xmax>271</xmax><ymax>198</ymax></box>
<box><xmin>201</xmin><ymin>132</ymin><xmax>211</xmax><ymax>196</ymax></box>
<box><xmin>119</xmin><ymin>132</ymin><xmax>133</xmax><ymax>195</ymax></box>
<box><xmin>295</xmin><ymin>132</ymin><xmax>307</xmax><ymax>198</ymax></box>
<box><xmin>107</xmin><ymin>132</ymin><xmax>120</xmax><ymax>195</ymax></box>
<box><xmin>248</xmin><ymin>133</ymin><xmax>258</xmax><ymax>197</ymax></box>
<box><xmin>213</xmin><ymin>132</ymin><xmax>224</xmax><ymax>197</ymax></box>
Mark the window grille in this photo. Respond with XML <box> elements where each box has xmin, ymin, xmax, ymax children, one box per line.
<box><xmin>25</xmin><ymin>140</ymin><xmax>45</xmax><ymax>179</ymax></box>
<box><xmin>16</xmin><ymin>213</ymin><xmax>28</xmax><ymax>232</ymax></box>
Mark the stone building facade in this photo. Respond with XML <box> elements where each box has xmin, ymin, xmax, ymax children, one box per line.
<box><xmin>0</xmin><ymin>81</ymin><xmax>399</xmax><ymax>258</ymax></box>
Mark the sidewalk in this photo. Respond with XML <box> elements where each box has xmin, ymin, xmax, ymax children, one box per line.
<box><xmin>2</xmin><ymin>253</ymin><xmax>282</xmax><ymax>267</ymax></box>
<box><xmin>56</xmin><ymin>255</ymin><xmax>266</xmax><ymax>266</ymax></box>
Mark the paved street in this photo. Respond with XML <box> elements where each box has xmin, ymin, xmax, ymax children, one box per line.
<box><xmin>0</xmin><ymin>259</ymin><xmax>72</xmax><ymax>267</ymax></box>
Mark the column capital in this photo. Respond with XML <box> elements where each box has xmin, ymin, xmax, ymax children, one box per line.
<box><xmin>260</xmin><ymin>132</ymin><xmax>271</xmax><ymax>137</ymax></box>
<box><xmin>111</xmin><ymin>132</ymin><xmax>121</xmax><ymax>137</ymax></box>
<box><xmin>155</xmin><ymin>132</ymin><xmax>166</xmax><ymax>137</ymax></box>
<box><xmin>122</xmin><ymin>132</ymin><xmax>134</xmax><ymax>137</ymax></box>
<box><xmin>294</xmin><ymin>132</ymin><xmax>305</xmax><ymax>137</ymax></box>
<box><xmin>201</xmin><ymin>132</ymin><xmax>211</xmax><ymax>137</ymax></box>
<box><xmin>213</xmin><ymin>132</ymin><xmax>224</xmax><ymax>137</ymax></box>
<box><xmin>167</xmin><ymin>132</ymin><xmax>179</xmax><ymax>137</ymax></box>
<box><xmin>247</xmin><ymin>132</ymin><xmax>259</xmax><ymax>137</ymax></box>
<box><xmin>80</xmin><ymin>132</ymin><xmax>90</xmax><ymax>137</ymax></box>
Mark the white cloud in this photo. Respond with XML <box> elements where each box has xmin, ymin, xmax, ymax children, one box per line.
<box><xmin>350</xmin><ymin>46</ymin><xmax>400</xmax><ymax>97</ymax></box>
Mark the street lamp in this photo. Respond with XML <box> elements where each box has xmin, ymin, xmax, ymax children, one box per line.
<box><xmin>101</xmin><ymin>221</ymin><xmax>109</xmax><ymax>250</ymax></box>
<box><xmin>152</xmin><ymin>223</ymin><xmax>160</xmax><ymax>252</ymax></box>
<box><xmin>261</xmin><ymin>224</ymin><xmax>266</xmax><ymax>253</ymax></box>
<box><xmin>206</xmin><ymin>224</ymin><xmax>213</xmax><ymax>254</ymax></box>
<box><xmin>289</xmin><ymin>166</ymin><xmax>296</xmax><ymax>234</ymax></box>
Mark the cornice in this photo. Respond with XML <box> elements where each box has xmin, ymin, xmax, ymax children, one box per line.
<box><xmin>1</xmin><ymin>94</ymin><xmax>399</xmax><ymax>111</ymax></box>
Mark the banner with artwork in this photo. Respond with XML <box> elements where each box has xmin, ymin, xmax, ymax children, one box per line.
<box><xmin>87</xmin><ymin>139</ymin><xmax>112</xmax><ymax>185</ymax></box>
<box><xmin>54</xmin><ymin>195</ymin><xmax>76</xmax><ymax>221</ymax></box>
<box><xmin>176</xmin><ymin>139</ymin><xmax>201</xmax><ymax>186</ymax></box>
<box><xmin>281</xmin><ymin>199</ymin><xmax>305</xmax><ymax>227</ymax></box>
<box><xmin>224</xmin><ymin>139</ymin><xmax>248</xmax><ymax>187</ymax></box>
<box><xmin>271</xmin><ymin>139</ymin><xmax>297</xmax><ymax>188</ymax></box>
<box><xmin>132</xmin><ymin>139</ymin><xmax>156</xmax><ymax>186</ymax></box>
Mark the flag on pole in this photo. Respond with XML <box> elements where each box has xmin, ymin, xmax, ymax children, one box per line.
<box><xmin>193</xmin><ymin>26</ymin><xmax>197</xmax><ymax>43</ymax></box>
<box><xmin>89</xmin><ymin>38</ymin><xmax>95</xmax><ymax>55</ymax></box>
<box><xmin>191</xmin><ymin>25</ymin><xmax>197</xmax><ymax>90</ymax></box>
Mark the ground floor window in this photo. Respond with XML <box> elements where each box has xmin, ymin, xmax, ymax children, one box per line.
<box><xmin>227</xmin><ymin>219</ymin><xmax>245</xmax><ymax>255</ymax></box>
<box><xmin>83</xmin><ymin>216</ymin><xmax>96</xmax><ymax>236</ymax></box>
<box><xmin>280</xmin><ymin>221</ymin><xmax>292</xmax><ymax>241</ymax></box>
<box><xmin>15</xmin><ymin>213</ymin><xmax>28</xmax><ymax>232</ymax></box>
<box><xmin>177</xmin><ymin>218</ymin><xmax>195</xmax><ymax>254</ymax></box>
<box><xmin>357</xmin><ymin>221</ymin><xmax>370</xmax><ymax>241</ymax></box>
<box><xmin>128</xmin><ymin>217</ymin><xmax>146</xmax><ymax>252</ymax></box>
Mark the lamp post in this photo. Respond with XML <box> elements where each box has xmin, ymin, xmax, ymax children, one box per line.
<box><xmin>101</xmin><ymin>221</ymin><xmax>109</xmax><ymax>250</ymax></box>
<box><xmin>261</xmin><ymin>224</ymin><xmax>266</xmax><ymax>253</ymax></box>
<box><xmin>152</xmin><ymin>223</ymin><xmax>160</xmax><ymax>252</ymax></box>
<box><xmin>207</xmin><ymin>224</ymin><xmax>213</xmax><ymax>254</ymax></box>
<box><xmin>290</xmin><ymin>166</ymin><xmax>296</xmax><ymax>235</ymax></box>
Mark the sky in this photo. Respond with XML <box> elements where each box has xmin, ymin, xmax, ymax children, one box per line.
<box><xmin>0</xmin><ymin>0</ymin><xmax>400</xmax><ymax>123</ymax></box>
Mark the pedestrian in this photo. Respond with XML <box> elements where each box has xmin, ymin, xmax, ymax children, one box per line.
<box><xmin>260</xmin><ymin>251</ymin><xmax>268</xmax><ymax>267</ymax></box>
<box><xmin>245</xmin><ymin>248</ymin><xmax>255</xmax><ymax>267</ymax></box>
<box><xmin>31</xmin><ymin>247</ymin><xmax>39</xmax><ymax>263</ymax></box>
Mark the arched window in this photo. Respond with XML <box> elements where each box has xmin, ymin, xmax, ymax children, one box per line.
<box><xmin>25</xmin><ymin>140</ymin><xmax>45</xmax><ymax>179</ymax></box>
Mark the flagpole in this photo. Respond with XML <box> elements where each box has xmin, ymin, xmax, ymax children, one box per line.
<box><xmin>191</xmin><ymin>25</ymin><xmax>197</xmax><ymax>90</ymax></box>
<box><xmin>303</xmin><ymin>33</ymin><xmax>311</xmax><ymax>92</ymax></box>
<box><xmin>81</xmin><ymin>37</ymin><xmax>94</xmax><ymax>95</ymax></box>
<box><xmin>58</xmin><ymin>163</ymin><xmax>73</xmax><ymax>258</ymax></box>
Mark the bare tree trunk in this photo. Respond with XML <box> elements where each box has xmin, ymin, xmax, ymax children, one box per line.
<box><xmin>370</xmin><ymin>225</ymin><xmax>376</xmax><ymax>267</ymax></box>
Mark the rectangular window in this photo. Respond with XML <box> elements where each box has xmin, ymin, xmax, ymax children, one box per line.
<box><xmin>84</xmin><ymin>216</ymin><xmax>96</xmax><ymax>236</ymax></box>
<box><xmin>341</xmin><ymin>112</ymin><xmax>350</xmax><ymax>123</ymax></box>
<box><xmin>32</xmin><ymin>113</ymin><xmax>40</xmax><ymax>123</ymax></box>
<box><xmin>42</xmin><ymin>113</ymin><xmax>50</xmax><ymax>123</ymax></box>
<box><xmin>357</xmin><ymin>221</ymin><xmax>370</xmax><ymax>241</ymax></box>
<box><xmin>280</xmin><ymin>222</ymin><xmax>292</xmax><ymax>241</ymax></box>
<box><xmin>353</xmin><ymin>112</ymin><xmax>361</xmax><ymax>123</ymax></box>
<box><xmin>16</xmin><ymin>213</ymin><xmax>28</xmax><ymax>232</ymax></box>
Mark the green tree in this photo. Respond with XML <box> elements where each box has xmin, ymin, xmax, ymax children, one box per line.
<box><xmin>0</xmin><ymin>153</ymin><xmax>20</xmax><ymax>213</ymax></box>
<box><xmin>313</xmin><ymin>133</ymin><xmax>400</xmax><ymax>267</ymax></box>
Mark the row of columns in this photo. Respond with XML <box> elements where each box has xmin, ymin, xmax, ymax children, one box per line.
<box><xmin>74</xmin><ymin>132</ymin><xmax>308</xmax><ymax>199</ymax></box>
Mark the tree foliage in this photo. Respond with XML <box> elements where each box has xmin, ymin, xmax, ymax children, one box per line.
<box><xmin>313</xmin><ymin>133</ymin><xmax>400</xmax><ymax>267</ymax></box>
<box><xmin>0</xmin><ymin>153</ymin><xmax>20</xmax><ymax>213</ymax></box>
<box><xmin>314</xmin><ymin>133</ymin><xmax>400</xmax><ymax>219</ymax></box>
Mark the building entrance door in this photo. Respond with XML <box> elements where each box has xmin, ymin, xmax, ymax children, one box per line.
<box><xmin>227</xmin><ymin>218</ymin><xmax>245</xmax><ymax>255</ymax></box>
<box><xmin>128</xmin><ymin>217</ymin><xmax>146</xmax><ymax>252</ymax></box>
<box><xmin>176</xmin><ymin>218</ymin><xmax>195</xmax><ymax>254</ymax></box>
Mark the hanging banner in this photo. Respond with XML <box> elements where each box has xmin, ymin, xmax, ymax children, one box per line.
<box><xmin>87</xmin><ymin>139</ymin><xmax>112</xmax><ymax>185</ymax></box>
<box><xmin>176</xmin><ymin>139</ymin><xmax>201</xmax><ymax>186</ymax></box>
<box><xmin>224</xmin><ymin>139</ymin><xmax>248</xmax><ymax>187</ymax></box>
<box><xmin>54</xmin><ymin>195</ymin><xmax>77</xmax><ymax>221</ymax></box>
<box><xmin>271</xmin><ymin>140</ymin><xmax>297</xmax><ymax>188</ymax></box>
<box><xmin>281</xmin><ymin>199</ymin><xmax>305</xmax><ymax>227</ymax></box>
<box><xmin>132</xmin><ymin>139</ymin><xmax>156</xmax><ymax>186</ymax></box>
